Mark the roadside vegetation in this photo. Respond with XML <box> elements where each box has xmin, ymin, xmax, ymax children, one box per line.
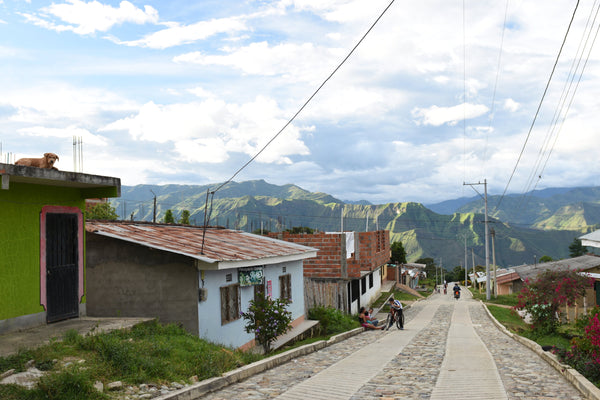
<box><xmin>476</xmin><ymin>269</ymin><xmax>600</xmax><ymax>388</ymax></box>
<box><xmin>0</xmin><ymin>306</ymin><xmax>365</xmax><ymax>400</ymax></box>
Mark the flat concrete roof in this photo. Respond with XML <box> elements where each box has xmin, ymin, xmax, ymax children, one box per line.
<box><xmin>0</xmin><ymin>163</ymin><xmax>121</xmax><ymax>198</ymax></box>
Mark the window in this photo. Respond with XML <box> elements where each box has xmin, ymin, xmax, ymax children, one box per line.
<box><xmin>280</xmin><ymin>274</ymin><xmax>292</xmax><ymax>301</ymax></box>
<box><xmin>220</xmin><ymin>284</ymin><xmax>240</xmax><ymax>325</ymax></box>
<box><xmin>369</xmin><ymin>273</ymin><xmax>373</xmax><ymax>289</ymax></box>
<box><xmin>361</xmin><ymin>276</ymin><xmax>367</xmax><ymax>294</ymax></box>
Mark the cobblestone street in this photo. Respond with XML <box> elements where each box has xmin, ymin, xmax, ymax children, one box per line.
<box><xmin>195</xmin><ymin>291</ymin><xmax>584</xmax><ymax>400</ymax></box>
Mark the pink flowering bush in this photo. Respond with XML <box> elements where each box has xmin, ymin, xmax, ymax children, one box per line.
<box><xmin>554</xmin><ymin>309</ymin><xmax>600</xmax><ymax>385</ymax></box>
<box><xmin>515</xmin><ymin>269</ymin><xmax>593</xmax><ymax>335</ymax></box>
<box><xmin>241</xmin><ymin>292</ymin><xmax>292</xmax><ymax>354</ymax></box>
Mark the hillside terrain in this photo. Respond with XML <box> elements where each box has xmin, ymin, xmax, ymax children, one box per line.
<box><xmin>109</xmin><ymin>180</ymin><xmax>600</xmax><ymax>268</ymax></box>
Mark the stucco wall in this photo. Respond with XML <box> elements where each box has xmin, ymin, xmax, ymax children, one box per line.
<box><xmin>0</xmin><ymin>182</ymin><xmax>84</xmax><ymax>323</ymax></box>
<box><xmin>197</xmin><ymin>260</ymin><xmax>305</xmax><ymax>349</ymax></box>
<box><xmin>86</xmin><ymin>234</ymin><xmax>199</xmax><ymax>335</ymax></box>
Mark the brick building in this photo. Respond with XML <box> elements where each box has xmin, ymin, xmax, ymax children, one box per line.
<box><xmin>268</xmin><ymin>230</ymin><xmax>390</xmax><ymax>314</ymax></box>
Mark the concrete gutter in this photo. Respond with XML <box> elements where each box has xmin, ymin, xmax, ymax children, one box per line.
<box><xmin>155</xmin><ymin>327</ymin><xmax>364</xmax><ymax>400</ymax></box>
<box><xmin>481</xmin><ymin>301</ymin><xmax>600</xmax><ymax>400</ymax></box>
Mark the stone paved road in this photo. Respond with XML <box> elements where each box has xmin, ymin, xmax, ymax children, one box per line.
<box><xmin>198</xmin><ymin>291</ymin><xmax>584</xmax><ymax>400</ymax></box>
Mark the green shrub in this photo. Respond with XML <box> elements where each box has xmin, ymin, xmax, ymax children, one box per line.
<box><xmin>308</xmin><ymin>306</ymin><xmax>359</xmax><ymax>335</ymax></box>
<box><xmin>37</xmin><ymin>367</ymin><xmax>108</xmax><ymax>400</ymax></box>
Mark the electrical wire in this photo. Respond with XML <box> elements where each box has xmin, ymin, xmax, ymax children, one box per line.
<box><xmin>210</xmin><ymin>0</ymin><xmax>397</xmax><ymax>196</ymax></box>
<box><xmin>493</xmin><ymin>0</ymin><xmax>580</xmax><ymax>213</ymax></box>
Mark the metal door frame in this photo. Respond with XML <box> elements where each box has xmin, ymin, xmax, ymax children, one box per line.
<box><xmin>40</xmin><ymin>205</ymin><xmax>84</xmax><ymax>321</ymax></box>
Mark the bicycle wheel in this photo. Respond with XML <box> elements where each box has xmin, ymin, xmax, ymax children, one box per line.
<box><xmin>394</xmin><ymin>312</ymin><xmax>402</xmax><ymax>329</ymax></box>
<box><xmin>385</xmin><ymin>313</ymin><xmax>392</xmax><ymax>329</ymax></box>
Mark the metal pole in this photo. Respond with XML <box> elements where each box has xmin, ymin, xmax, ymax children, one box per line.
<box><xmin>484</xmin><ymin>179</ymin><xmax>490</xmax><ymax>300</ymax></box>
<box><xmin>464</xmin><ymin>235</ymin><xmax>468</xmax><ymax>286</ymax></box>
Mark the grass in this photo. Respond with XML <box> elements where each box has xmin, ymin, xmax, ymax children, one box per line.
<box><xmin>0</xmin><ymin>320</ymin><xmax>263</xmax><ymax>400</ymax></box>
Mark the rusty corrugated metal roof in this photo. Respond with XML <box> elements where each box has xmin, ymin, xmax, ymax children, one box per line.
<box><xmin>86</xmin><ymin>221</ymin><xmax>317</xmax><ymax>265</ymax></box>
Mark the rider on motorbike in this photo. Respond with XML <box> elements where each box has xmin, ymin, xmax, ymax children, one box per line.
<box><xmin>453</xmin><ymin>283</ymin><xmax>461</xmax><ymax>299</ymax></box>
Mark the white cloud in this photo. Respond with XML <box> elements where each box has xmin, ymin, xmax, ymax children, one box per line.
<box><xmin>113</xmin><ymin>16</ymin><xmax>247</xmax><ymax>49</ymax></box>
<box><xmin>24</xmin><ymin>0</ymin><xmax>158</xmax><ymax>35</ymax></box>
<box><xmin>174</xmin><ymin>41</ymin><xmax>339</xmax><ymax>83</ymax></box>
<box><xmin>17</xmin><ymin>125</ymin><xmax>108</xmax><ymax>146</ymax></box>
<box><xmin>412</xmin><ymin>103</ymin><xmax>489</xmax><ymax>127</ymax></box>
<box><xmin>504</xmin><ymin>98</ymin><xmax>520</xmax><ymax>112</ymax></box>
<box><xmin>102</xmin><ymin>96</ymin><xmax>310</xmax><ymax>164</ymax></box>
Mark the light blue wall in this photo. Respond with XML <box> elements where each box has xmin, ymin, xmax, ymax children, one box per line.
<box><xmin>197</xmin><ymin>260</ymin><xmax>305</xmax><ymax>348</ymax></box>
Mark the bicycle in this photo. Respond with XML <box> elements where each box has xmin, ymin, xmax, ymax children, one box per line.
<box><xmin>385</xmin><ymin>308</ymin><xmax>404</xmax><ymax>330</ymax></box>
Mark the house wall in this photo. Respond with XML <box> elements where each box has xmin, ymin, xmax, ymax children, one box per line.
<box><xmin>85</xmin><ymin>234</ymin><xmax>199</xmax><ymax>335</ymax></box>
<box><xmin>197</xmin><ymin>260</ymin><xmax>305</xmax><ymax>349</ymax></box>
<box><xmin>0</xmin><ymin>182</ymin><xmax>85</xmax><ymax>332</ymax></box>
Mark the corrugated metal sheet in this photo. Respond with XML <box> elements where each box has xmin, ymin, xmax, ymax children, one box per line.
<box><xmin>513</xmin><ymin>254</ymin><xmax>600</xmax><ymax>282</ymax></box>
<box><xmin>86</xmin><ymin>221</ymin><xmax>317</xmax><ymax>264</ymax></box>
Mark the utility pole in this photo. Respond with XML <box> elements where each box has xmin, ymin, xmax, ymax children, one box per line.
<box><xmin>150</xmin><ymin>190</ymin><xmax>157</xmax><ymax>223</ymax></box>
<box><xmin>491</xmin><ymin>228</ymin><xmax>497</xmax><ymax>298</ymax></box>
<box><xmin>463</xmin><ymin>179</ymin><xmax>491</xmax><ymax>300</ymax></box>
<box><xmin>340</xmin><ymin>204</ymin><xmax>344</xmax><ymax>232</ymax></box>
<box><xmin>464</xmin><ymin>235</ymin><xmax>468</xmax><ymax>286</ymax></box>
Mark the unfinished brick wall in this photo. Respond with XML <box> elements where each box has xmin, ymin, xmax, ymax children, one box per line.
<box><xmin>268</xmin><ymin>230</ymin><xmax>390</xmax><ymax>279</ymax></box>
<box><xmin>269</xmin><ymin>232</ymin><xmax>345</xmax><ymax>278</ymax></box>
<box><xmin>347</xmin><ymin>230</ymin><xmax>390</xmax><ymax>278</ymax></box>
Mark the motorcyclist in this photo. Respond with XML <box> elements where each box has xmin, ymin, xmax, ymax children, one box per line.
<box><xmin>453</xmin><ymin>283</ymin><xmax>461</xmax><ymax>299</ymax></box>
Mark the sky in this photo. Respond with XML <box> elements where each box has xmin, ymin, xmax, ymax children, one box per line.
<box><xmin>1</xmin><ymin>0</ymin><xmax>600</xmax><ymax>205</ymax></box>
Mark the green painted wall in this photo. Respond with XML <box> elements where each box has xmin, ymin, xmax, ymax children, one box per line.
<box><xmin>0</xmin><ymin>182</ymin><xmax>85</xmax><ymax>320</ymax></box>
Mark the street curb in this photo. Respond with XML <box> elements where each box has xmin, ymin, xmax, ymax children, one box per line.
<box><xmin>481</xmin><ymin>301</ymin><xmax>600</xmax><ymax>400</ymax></box>
<box><xmin>156</xmin><ymin>327</ymin><xmax>365</xmax><ymax>400</ymax></box>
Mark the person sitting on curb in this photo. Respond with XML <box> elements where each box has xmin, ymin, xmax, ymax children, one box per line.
<box><xmin>359</xmin><ymin>307</ymin><xmax>384</xmax><ymax>330</ymax></box>
<box><xmin>367</xmin><ymin>308</ymin><xmax>379</xmax><ymax>326</ymax></box>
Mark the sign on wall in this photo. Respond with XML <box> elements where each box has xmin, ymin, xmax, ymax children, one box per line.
<box><xmin>238</xmin><ymin>266</ymin><xmax>264</xmax><ymax>287</ymax></box>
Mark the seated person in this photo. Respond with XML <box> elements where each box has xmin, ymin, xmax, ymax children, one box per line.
<box><xmin>367</xmin><ymin>308</ymin><xmax>379</xmax><ymax>326</ymax></box>
<box><xmin>359</xmin><ymin>307</ymin><xmax>384</xmax><ymax>330</ymax></box>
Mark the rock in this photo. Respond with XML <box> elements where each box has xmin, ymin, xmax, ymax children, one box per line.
<box><xmin>0</xmin><ymin>368</ymin><xmax>45</xmax><ymax>389</ymax></box>
<box><xmin>24</xmin><ymin>360</ymin><xmax>35</xmax><ymax>369</ymax></box>
<box><xmin>107</xmin><ymin>381</ymin><xmax>123</xmax><ymax>391</ymax></box>
<box><xmin>0</xmin><ymin>369</ymin><xmax>15</xmax><ymax>380</ymax></box>
<box><xmin>93</xmin><ymin>381</ymin><xmax>104</xmax><ymax>392</ymax></box>
<box><xmin>190</xmin><ymin>375</ymin><xmax>199</xmax><ymax>383</ymax></box>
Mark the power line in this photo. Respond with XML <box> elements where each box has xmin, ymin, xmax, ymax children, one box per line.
<box><xmin>210</xmin><ymin>0</ymin><xmax>397</xmax><ymax>196</ymax></box>
<box><xmin>494</xmin><ymin>0</ymin><xmax>581</xmax><ymax>213</ymax></box>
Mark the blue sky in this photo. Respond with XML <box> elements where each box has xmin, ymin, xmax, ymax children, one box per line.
<box><xmin>1</xmin><ymin>0</ymin><xmax>600</xmax><ymax>204</ymax></box>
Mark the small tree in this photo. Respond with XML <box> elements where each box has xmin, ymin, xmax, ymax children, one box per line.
<box><xmin>86</xmin><ymin>202</ymin><xmax>118</xmax><ymax>220</ymax></box>
<box><xmin>179</xmin><ymin>210</ymin><xmax>190</xmax><ymax>225</ymax></box>
<box><xmin>163</xmin><ymin>209</ymin><xmax>175</xmax><ymax>224</ymax></box>
<box><xmin>390</xmin><ymin>241</ymin><xmax>407</xmax><ymax>264</ymax></box>
<box><xmin>539</xmin><ymin>255</ymin><xmax>553</xmax><ymax>263</ymax></box>
<box><xmin>241</xmin><ymin>292</ymin><xmax>292</xmax><ymax>354</ymax></box>
<box><xmin>516</xmin><ymin>269</ymin><xmax>593</xmax><ymax>335</ymax></box>
<box><xmin>569</xmin><ymin>238</ymin><xmax>588</xmax><ymax>257</ymax></box>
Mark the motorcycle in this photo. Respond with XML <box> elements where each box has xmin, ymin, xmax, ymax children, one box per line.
<box><xmin>454</xmin><ymin>289</ymin><xmax>460</xmax><ymax>300</ymax></box>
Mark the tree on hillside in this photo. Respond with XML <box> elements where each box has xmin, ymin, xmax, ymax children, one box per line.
<box><xmin>86</xmin><ymin>202</ymin><xmax>118</xmax><ymax>220</ymax></box>
<box><xmin>448</xmin><ymin>265</ymin><xmax>465</xmax><ymax>283</ymax></box>
<box><xmin>163</xmin><ymin>209</ymin><xmax>175</xmax><ymax>224</ymax></box>
<box><xmin>390</xmin><ymin>241</ymin><xmax>407</xmax><ymax>264</ymax></box>
<box><xmin>416</xmin><ymin>257</ymin><xmax>436</xmax><ymax>281</ymax></box>
<box><xmin>539</xmin><ymin>255</ymin><xmax>553</xmax><ymax>263</ymax></box>
<box><xmin>569</xmin><ymin>238</ymin><xmax>588</xmax><ymax>257</ymax></box>
<box><xmin>179</xmin><ymin>210</ymin><xmax>190</xmax><ymax>225</ymax></box>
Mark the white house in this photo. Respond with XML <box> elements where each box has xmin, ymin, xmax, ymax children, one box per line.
<box><xmin>85</xmin><ymin>221</ymin><xmax>317</xmax><ymax>349</ymax></box>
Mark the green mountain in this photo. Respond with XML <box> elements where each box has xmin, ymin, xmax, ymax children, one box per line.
<box><xmin>109</xmin><ymin>181</ymin><xmax>596</xmax><ymax>269</ymax></box>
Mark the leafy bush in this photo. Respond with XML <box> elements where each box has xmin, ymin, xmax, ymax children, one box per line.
<box><xmin>308</xmin><ymin>306</ymin><xmax>359</xmax><ymax>335</ymax></box>
<box><xmin>241</xmin><ymin>293</ymin><xmax>293</xmax><ymax>354</ymax></box>
<box><xmin>515</xmin><ymin>269</ymin><xmax>593</xmax><ymax>335</ymax></box>
<box><xmin>554</xmin><ymin>312</ymin><xmax>600</xmax><ymax>385</ymax></box>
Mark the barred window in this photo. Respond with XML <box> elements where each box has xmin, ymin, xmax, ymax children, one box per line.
<box><xmin>279</xmin><ymin>274</ymin><xmax>292</xmax><ymax>301</ymax></box>
<box><xmin>220</xmin><ymin>284</ymin><xmax>240</xmax><ymax>325</ymax></box>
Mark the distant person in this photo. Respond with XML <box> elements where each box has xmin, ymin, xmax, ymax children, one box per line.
<box><xmin>453</xmin><ymin>283</ymin><xmax>461</xmax><ymax>299</ymax></box>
